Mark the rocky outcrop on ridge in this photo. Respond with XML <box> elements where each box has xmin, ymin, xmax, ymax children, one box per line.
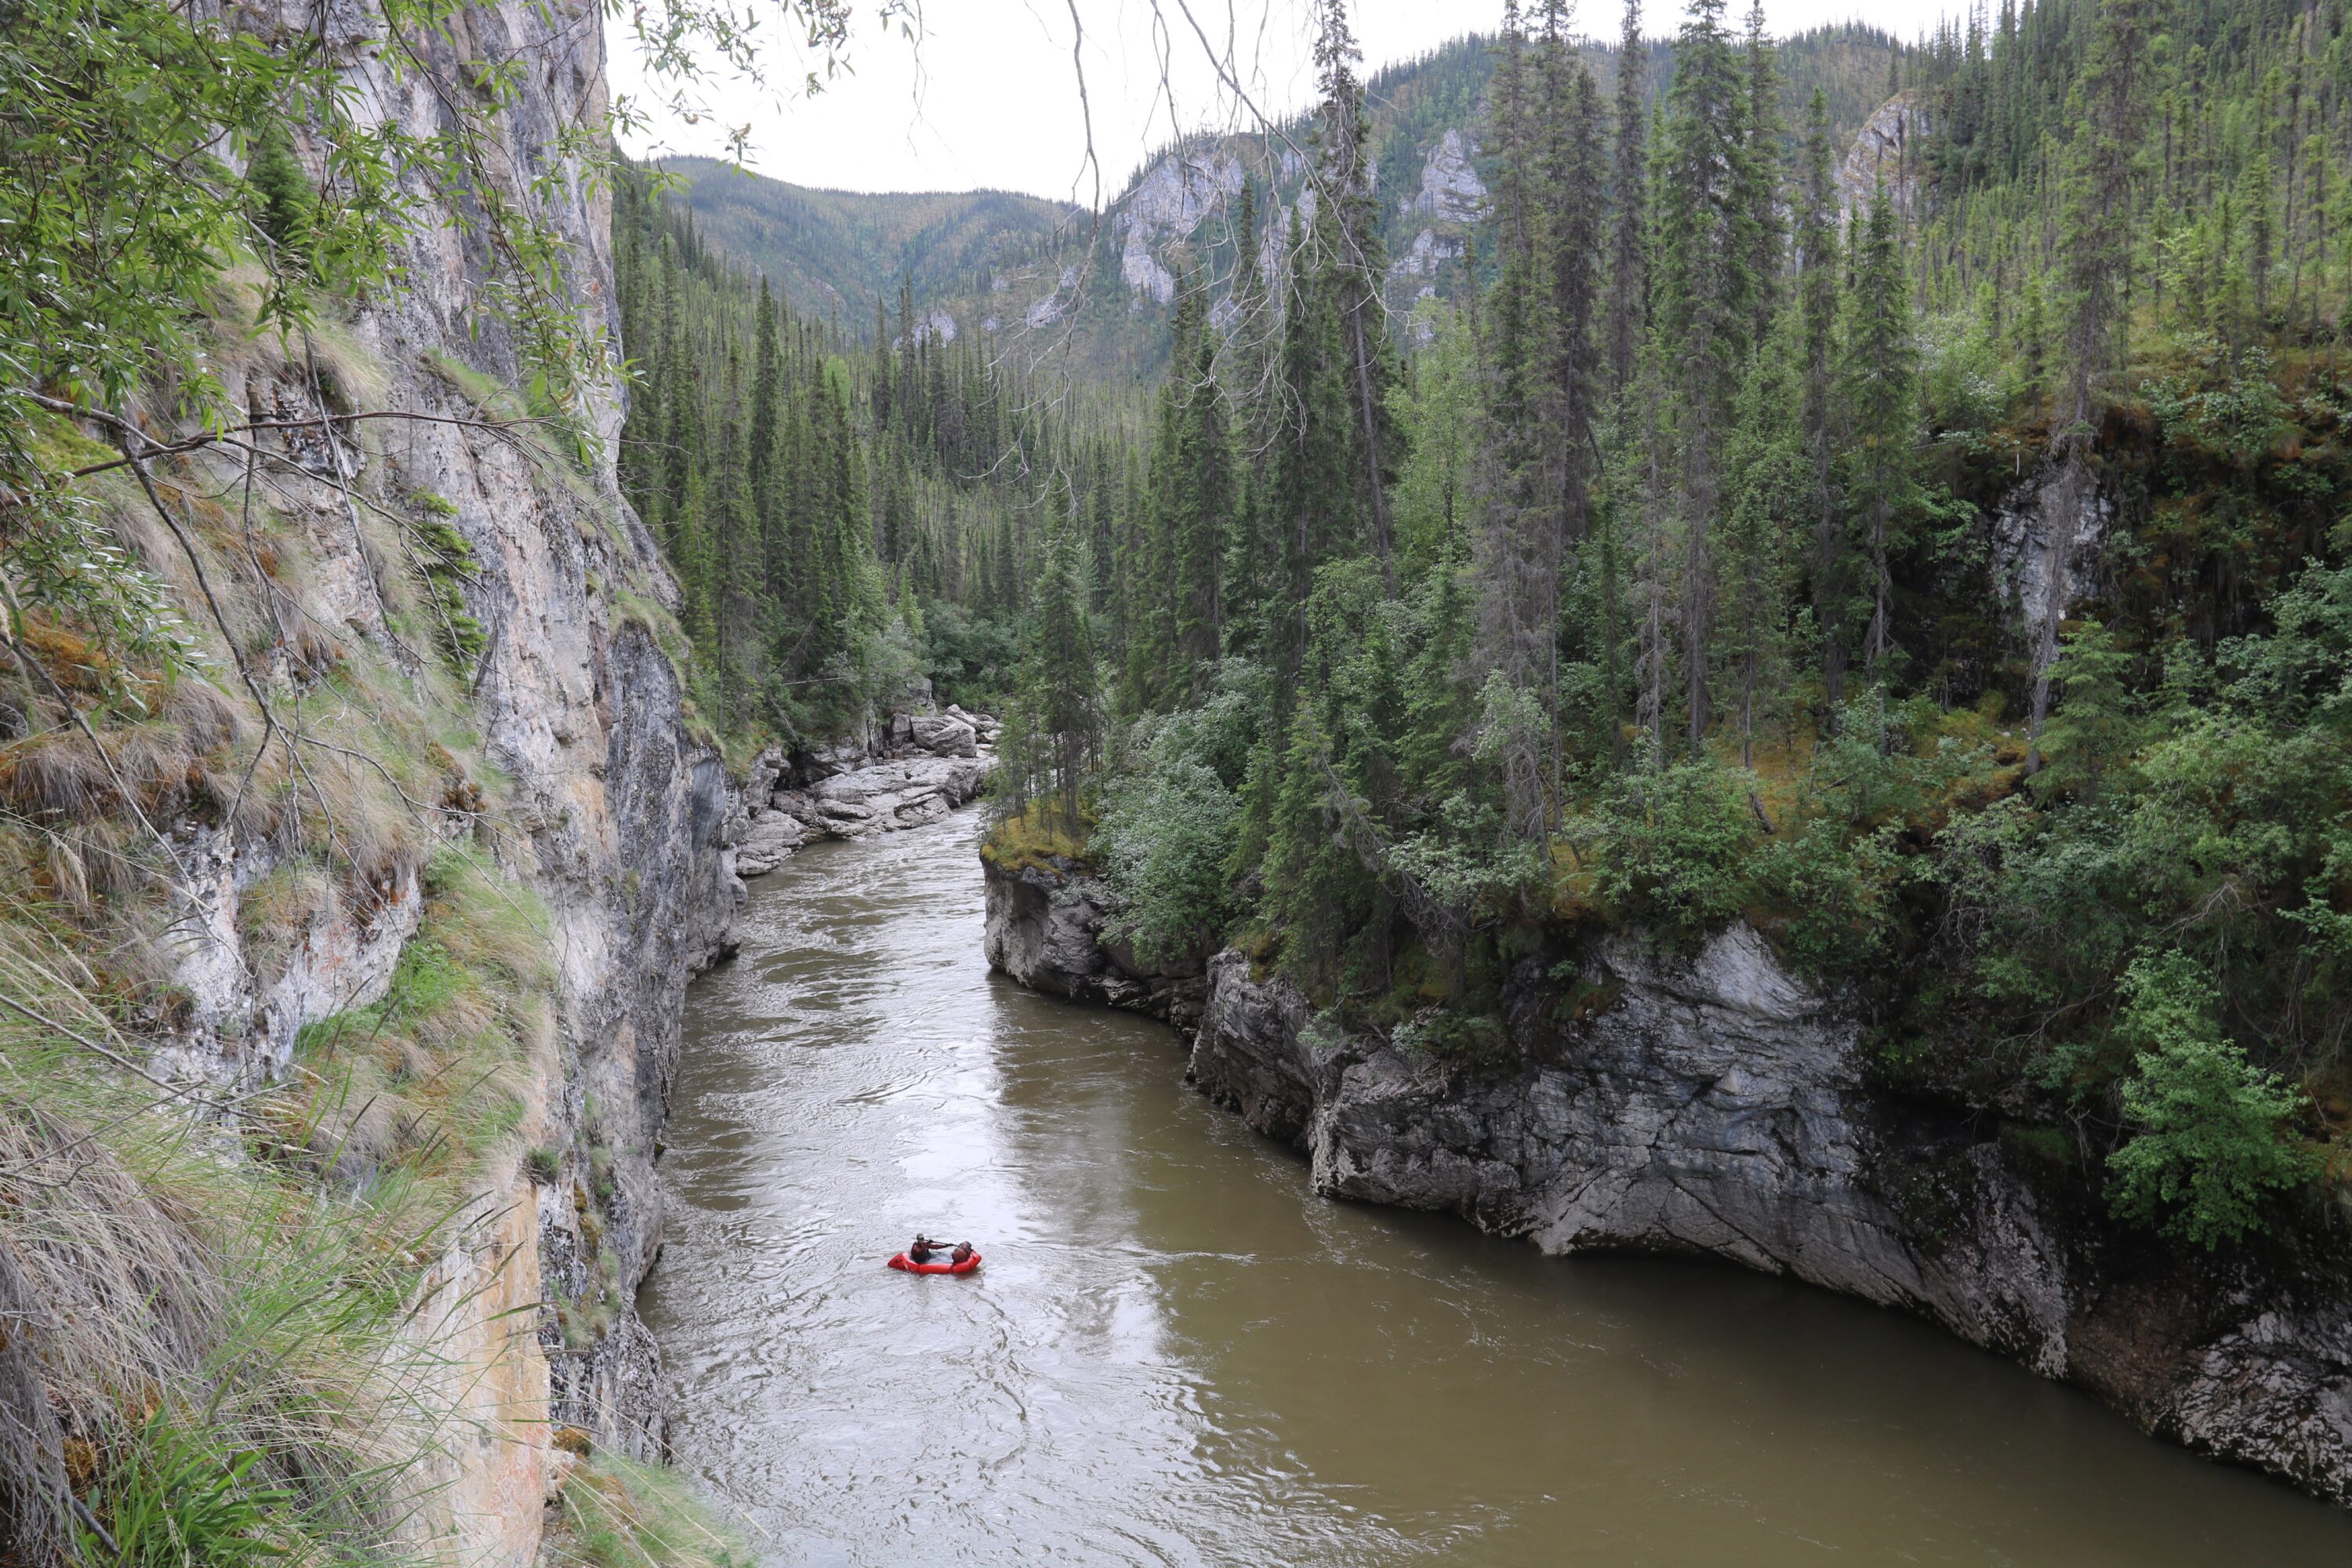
<box><xmin>1838</xmin><ymin>91</ymin><xmax>1933</xmax><ymax>223</ymax></box>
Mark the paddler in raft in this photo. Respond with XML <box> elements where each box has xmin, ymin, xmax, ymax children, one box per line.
<box><xmin>905</xmin><ymin>1236</ymin><xmax>976</xmax><ymax>1268</ymax></box>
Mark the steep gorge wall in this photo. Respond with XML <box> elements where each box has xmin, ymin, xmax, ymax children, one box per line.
<box><xmin>115</xmin><ymin>0</ymin><xmax>743</xmax><ymax>1554</ymax></box>
<box><xmin>336</xmin><ymin>0</ymin><xmax>746</xmax><ymax>1542</ymax></box>
<box><xmin>982</xmin><ymin>859</ymin><xmax>2352</xmax><ymax>1511</ymax></box>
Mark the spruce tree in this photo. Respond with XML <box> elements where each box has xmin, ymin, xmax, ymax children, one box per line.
<box><xmin>1795</xmin><ymin>88</ymin><xmax>1846</xmax><ymax>715</ymax></box>
<box><xmin>1653</xmin><ymin>0</ymin><xmax>1755</xmax><ymax>753</ymax></box>
<box><xmin>1019</xmin><ymin>485</ymin><xmax>1102</xmax><ymax>832</ymax></box>
<box><xmin>1123</xmin><ymin>339</ymin><xmax>1182</xmax><ymax>716</ymax></box>
<box><xmin>1270</xmin><ymin>205</ymin><xmax>1368</xmax><ymax>670</ymax></box>
<box><xmin>1720</xmin><ymin>314</ymin><xmax>1800</xmax><ymax>767</ymax></box>
<box><xmin>1739</xmin><ymin>0</ymin><xmax>1786</xmax><ymax>352</ymax></box>
<box><xmin>1474</xmin><ymin>0</ymin><xmax>1554</xmax><ymax>835</ymax></box>
<box><xmin>1169</xmin><ymin>269</ymin><xmax>1235</xmax><ymax>690</ymax></box>
<box><xmin>1308</xmin><ymin>0</ymin><xmax>1403</xmax><ymax>586</ymax></box>
<box><xmin>1607</xmin><ymin>0</ymin><xmax>1650</xmax><ymax>401</ymax></box>
<box><xmin>2027</xmin><ymin>0</ymin><xmax>2163</xmax><ymax>770</ymax></box>
<box><xmin>1221</xmin><ymin>179</ymin><xmax>1282</xmax><ymax>661</ymax></box>
<box><xmin>1542</xmin><ymin>12</ymin><xmax>1606</xmax><ymax>550</ymax></box>
<box><xmin>1838</xmin><ymin>185</ymin><xmax>1919</xmax><ymax>681</ymax></box>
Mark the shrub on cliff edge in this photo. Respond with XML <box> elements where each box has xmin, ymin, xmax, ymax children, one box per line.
<box><xmin>2106</xmin><ymin>951</ymin><xmax>2318</xmax><ymax>1249</ymax></box>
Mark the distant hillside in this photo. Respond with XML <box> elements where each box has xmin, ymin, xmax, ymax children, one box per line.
<box><xmin>645</xmin><ymin>159</ymin><xmax>1080</xmax><ymax>330</ymax></box>
<box><xmin>661</xmin><ymin>23</ymin><xmax>1905</xmax><ymax>379</ymax></box>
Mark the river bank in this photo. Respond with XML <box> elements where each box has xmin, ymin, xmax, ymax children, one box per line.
<box><xmin>982</xmin><ymin>851</ymin><xmax>2352</xmax><ymax>1513</ymax></box>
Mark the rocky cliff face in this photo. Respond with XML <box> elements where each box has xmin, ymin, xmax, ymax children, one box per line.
<box><xmin>345</xmin><ymin>0</ymin><xmax>747</xmax><ymax>1516</ymax></box>
<box><xmin>1837</xmin><ymin>90</ymin><xmax>1933</xmax><ymax>223</ymax></box>
<box><xmin>981</xmin><ymin>858</ymin><xmax>2352</xmax><ymax>1511</ymax></box>
<box><xmin>982</xmin><ymin>860</ymin><xmax>1204</xmax><ymax>1029</ymax></box>
<box><xmin>121</xmin><ymin>0</ymin><xmax>745</xmax><ymax>1555</ymax></box>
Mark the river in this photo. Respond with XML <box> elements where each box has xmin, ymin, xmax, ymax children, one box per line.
<box><xmin>640</xmin><ymin>814</ymin><xmax>2352</xmax><ymax>1566</ymax></box>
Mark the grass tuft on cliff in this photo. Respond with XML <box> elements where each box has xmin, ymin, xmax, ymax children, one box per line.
<box><xmin>0</xmin><ymin>918</ymin><xmax>467</xmax><ymax>1564</ymax></box>
<box><xmin>544</xmin><ymin>1454</ymin><xmax>758</xmax><ymax>1568</ymax></box>
<box><xmin>978</xmin><ymin>800</ymin><xmax>1091</xmax><ymax>877</ymax></box>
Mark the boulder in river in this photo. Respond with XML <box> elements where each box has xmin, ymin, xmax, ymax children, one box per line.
<box><xmin>781</xmin><ymin>753</ymin><xmax>993</xmax><ymax>839</ymax></box>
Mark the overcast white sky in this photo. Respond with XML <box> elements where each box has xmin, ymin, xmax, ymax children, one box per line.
<box><xmin>612</xmin><ymin>0</ymin><xmax>1967</xmax><ymax>202</ymax></box>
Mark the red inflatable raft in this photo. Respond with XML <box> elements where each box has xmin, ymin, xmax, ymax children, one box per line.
<box><xmin>887</xmin><ymin>1251</ymin><xmax>981</xmax><ymax>1276</ymax></box>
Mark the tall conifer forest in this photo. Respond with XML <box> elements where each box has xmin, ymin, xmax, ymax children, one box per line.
<box><xmin>623</xmin><ymin>0</ymin><xmax>2352</xmax><ymax>1254</ymax></box>
<box><xmin>989</xmin><ymin>0</ymin><xmax>2352</xmax><ymax>1256</ymax></box>
<box><xmin>612</xmin><ymin>169</ymin><xmax>1139</xmax><ymax>738</ymax></box>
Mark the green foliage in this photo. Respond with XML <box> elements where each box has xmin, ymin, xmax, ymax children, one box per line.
<box><xmin>978</xmin><ymin>799</ymin><xmax>1090</xmax><ymax>876</ymax></box>
<box><xmin>246</xmin><ymin>127</ymin><xmax>317</xmax><ymax>269</ymax></box>
<box><xmin>407</xmin><ymin>499</ymin><xmax>489</xmax><ymax>671</ymax></box>
<box><xmin>1388</xmin><ymin>308</ymin><xmax>1479</xmax><ymax>572</ymax></box>
<box><xmin>1836</xmin><ymin>183</ymin><xmax>1922</xmax><ymax>678</ymax></box>
<box><xmin>997</xmin><ymin>494</ymin><xmax>1102</xmax><ymax>833</ymax></box>
<box><xmin>1390</xmin><ymin>1004</ymin><xmax>1509</xmax><ymax>1065</ymax></box>
<box><xmin>1094</xmin><ymin>755</ymin><xmax>1240</xmax><ymax>967</ymax></box>
<box><xmin>2031</xmin><ymin>620</ymin><xmax>2147</xmax><ymax>804</ymax></box>
<box><xmin>0</xmin><ymin>475</ymin><xmax>200</xmax><ymax>713</ymax></box>
<box><xmin>1569</xmin><ymin>760</ymin><xmax>1757</xmax><ymax>946</ymax></box>
<box><xmin>1092</xmin><ymin>673</ymin><xmax>1259</xmax><ymax>966</ymax></box>
<box><xmin>2105</xmin><ymin>951</ymin><xmax>2318</xmax><ymax>1248</ymax></box>
<box><xmin>0</xmin><ymin>906</ymin><xmax>506</xmax><ymax>1564</ymax></box>
<box><xmin>920</xmin><ymin>600</ymin><xmax>1020</xmax><ymax>712</ymax></box>
<box><xmin>0</xmin><ymin>0</ymin><xmax>391</xmax><ymax>414</ymax></box>
<box><xmin>82</xmin><ymin>1405</ymin><xmax>296</xmax><ymax>1566</ymax></box>
<box><xmin>1751</xmin><ymin>815</ymin><xmax>1906</xmax><ymax>977</ymax></box>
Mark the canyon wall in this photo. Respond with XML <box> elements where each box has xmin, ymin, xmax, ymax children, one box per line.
<box><xmin>125</xmin><ymin>0</ymin><xmax>742</xmax><ymax>1553</ymax></box>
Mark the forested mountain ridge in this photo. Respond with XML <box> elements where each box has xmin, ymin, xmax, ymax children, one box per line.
<box><xmin>662</xmin><ymin>22</ymin><xmax>1908</xmax><ymax>380</ymax></box>
<box><xmin>644</xmin><ymin>159</ymin><xmax>1080</xmax><ymax>331</ymax></box>
<box><xmin>612</xmin><ymin>167</ymin><xmax>1143</xmax><ymax>745</ymax></box>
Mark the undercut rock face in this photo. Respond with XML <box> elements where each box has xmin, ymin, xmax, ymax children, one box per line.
<box><xmin>982</xmin><ymin>852</ymin><xmax>2352</xmax><ymax>1512</ymax></box>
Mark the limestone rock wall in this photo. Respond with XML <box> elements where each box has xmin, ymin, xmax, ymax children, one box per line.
<box><xmin>1838</xmin><ymin>90</ymin><xmax>1933</xmax><ymax>223</ymax></box>
<box><xmin>982</xmin><ymin>858</ymin><xmax>1207</xmax><ymax>1029</ymax></box>
<box><xmin>122</xmin><ymin>0</ymin><xmax>746</xmax><ymax>1555</ymax></box>
<box><xmin>330</xmin><ymin>0</ymin><xmax>746</xmax><ymax>1512</ymax></box>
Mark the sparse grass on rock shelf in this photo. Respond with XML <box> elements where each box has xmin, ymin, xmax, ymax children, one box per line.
<box><xmin>543</xmin><ymin>1453</ymin><xmax>759</xmax><ymax>1568</ymax></box>
<box><xmin>978</xmin><ymin>800</ymin><xmax>1091</xmax><ymax>877</ymax></box>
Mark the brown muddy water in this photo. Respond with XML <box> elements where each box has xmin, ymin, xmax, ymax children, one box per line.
<box><xmin>641</xmin><ymin>814</ymin><xmax>2352</xmax><ymax>1566</ymax></box>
